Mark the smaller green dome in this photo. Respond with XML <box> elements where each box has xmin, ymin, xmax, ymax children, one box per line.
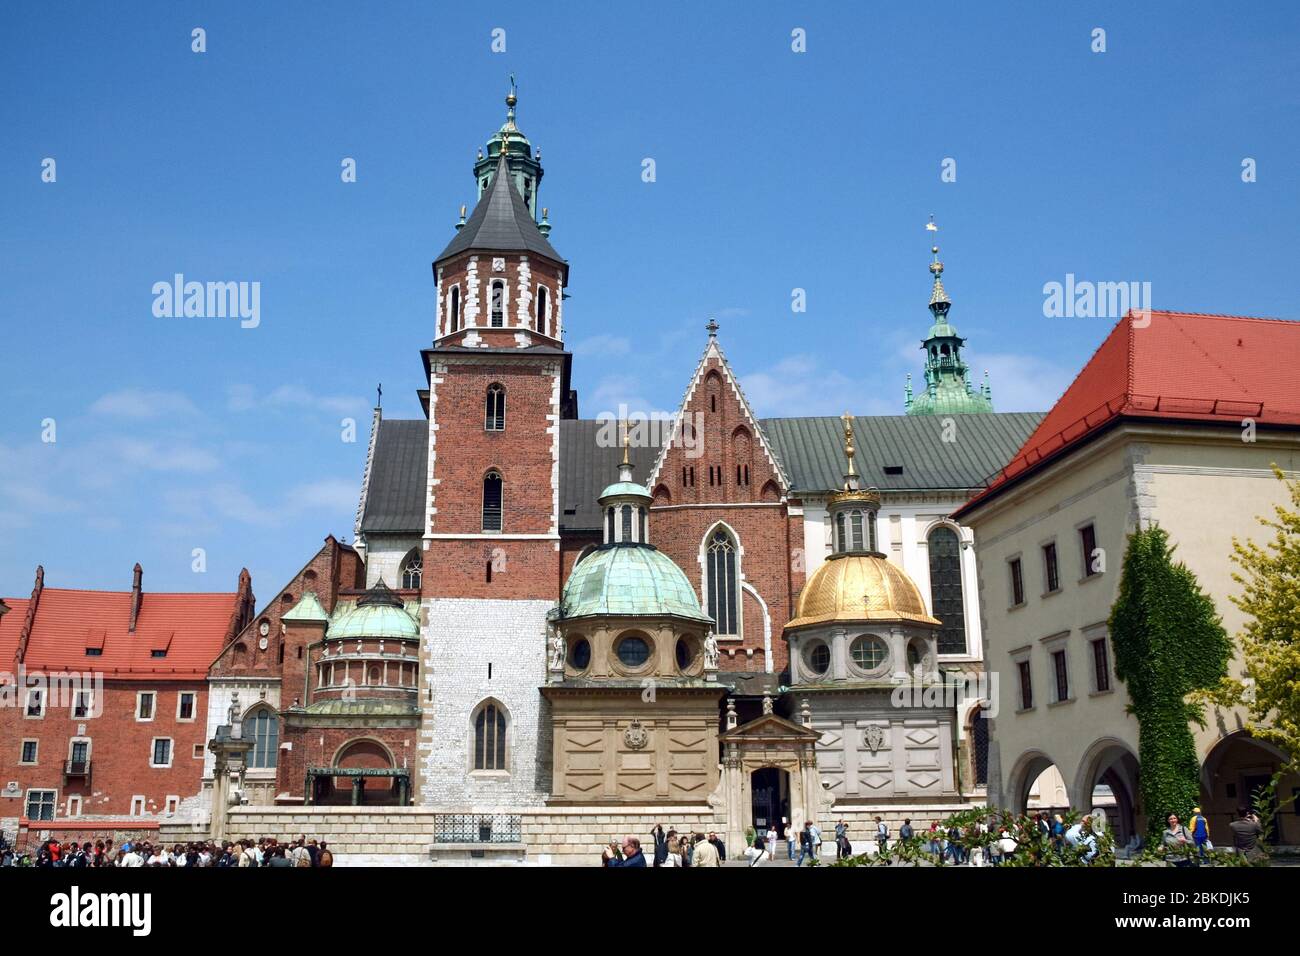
<box><xmin>328</xmin><ymin>583</ymin><xmax>419</xmax><ymax>640</ymax></box>
<box><xmin>561</xmin><ymin>545</ymin><xmax>712</xmax><ymax>623</ymax></box>
<box><xmin>599</xmin><ymin>480</ymin><xmax>650</xmax><ymax>499</ymax></box>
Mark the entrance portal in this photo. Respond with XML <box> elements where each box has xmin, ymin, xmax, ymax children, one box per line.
<box><xmin>750</xmin><ymin>767</ymin><xmax>791</xmax><ymax>838</ymax></box>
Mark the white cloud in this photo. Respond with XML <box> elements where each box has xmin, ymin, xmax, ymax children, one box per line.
<box><xmin>741</xmin><ymin>355</ymin><xmax>895</xmax><ymax>418</ymax></box>
<box><xmin>90</xmin><ymin>388</ymin><xmax>200</xmax><ymax>419</ymax></box>
<box><xmin>287</xmin><ymin>478</ymin><xmax>359</xmax><ymax>514</ymax></box>
<box><xmin>227</xmin><ymin>383</ymin><xmax>364</xmax><ymax>417</ymax></box>
<box><xmin>570</xmin><ymin>335</ymin><xmax>631</xmax><ymax>357</ymax></box>
<box><xmin>975</xmin><ymin>352</ymin><xmax>1072</xmax><ymax>413</ymax></box>
<box><xmin>109</xmin><ymin>437</ymin><xmax>220</xmax><ymax>473</ymax></box>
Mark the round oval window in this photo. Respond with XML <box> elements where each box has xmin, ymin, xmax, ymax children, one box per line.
<box><xmin>617</xmin><ymin>636</ymin><xmax>651</xmax><ymax>668</ymax></box>
<box><xmin>569</xmin><ymin>638</ymin><xmax>591</xmax><ymax>670</ymax></box>
<box><xmin>807</xmin><ymin>642</ymin><xmax>831</xmax><ymax>675</ymax></box>
<box><xmin>675</xmin><ymin>637</ymin><xmax>696</xmax><ymax>670</ymax></box>
<box><xmin>850</xmin><ymin>636</ymin><xmax>888</xmax><ymax>671</ymax></box>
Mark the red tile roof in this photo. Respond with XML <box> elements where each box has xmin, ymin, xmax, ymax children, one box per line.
<box><xmin>955</xmin><ymin>310</ymin><xmax>1300</xmax><ymax>517</ymax></box>
<box><xmin>0</xmin><ymin>587</ymin><xmax>240</xmax><ymax>680</ymax></box>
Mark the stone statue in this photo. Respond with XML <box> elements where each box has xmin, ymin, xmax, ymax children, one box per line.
<box><xmin>703</xmin><ymin>632</ymin><xmax>719</xmax><ymax>670</ymax></box>
<box><xmin>762</xmin><ymin>695</ymin><xmax>774</xmax><ymax>715</ymax></box>
<box><xmin>227</xmin><ymin>692</ymin><xmax>240</xmax><ymax>726</ymax></box>
<box><xmin>550</xmin><ymin>630</ymin><xmax>566</xmax><ymax>671</ymax></box>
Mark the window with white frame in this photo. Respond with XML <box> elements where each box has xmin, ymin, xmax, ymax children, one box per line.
<box><xmin>130</xmin><ymin>795</ymin><xmax>146</xmax><ymax>816</ymax></box>
<box><xmin>489</xmin><ymin>280</ymin><xmax>506</xmax><ymax>327</ymax></box>
<box><xmin>247</xmin><ymin>706</ymin><xmax>279</xmax><ymax>769</ymax></box>
<box><xmin>24</xmin><ymin>689</ymin><xmax>44</xmax><ymax>718</ymax></box>
<box><xmin>72</xmin><ymin>689</ymin><xmax>93</xmax><ymax>719</ymax></box>
<box><xmin>136</xmin><ymin>691</ymin><xmax>156</xmax><ymax>721</ymax></box>
<box><xmin>20</xmin><ymin>739</ymin><xmax>38</xmax><ymax>764</ymax></box>
<box><xmin>176</xmin><ymin>692</ymin><xmax>196</xmax><ymax>721</ymax></box>
<box><xmin>66</xmin><ymin>795</ymin><xmax>82</xmax><ymax>817</ymax></box>
<box><xmin>706</xmin><ymin>528</ymin><xmax>739</xmax><ymax>636</ymax></box>
<box><xmin>150</xmin><ymin>738</ymin><xmax>173</xmax><ymax>768</ymax></box>
<box><xmin>165</xmin><ymin>795</ymin><xmax>179</xmax><ymax>815</ymax></box>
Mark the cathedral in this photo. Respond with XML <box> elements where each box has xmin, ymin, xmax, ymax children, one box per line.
<box><xmin>196</xmin><ymin>86</ymin><xmax>1040</xmax><ymax>854</ymax></box>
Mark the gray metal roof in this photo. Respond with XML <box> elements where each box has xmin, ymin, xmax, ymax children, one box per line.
<box><xmin>359</xmin><ymin>412</ymin><xmax>1042</xmax><ymax>536</ymax></box>
<box><xmin>759</xmin><ymin>412</ymin><xmax>1042</xmax><ymax>494</ymax></box>
<box><xmin>434</xmin><ymin>153</ymin><xmax>564</xmax><ymax>265</ymax></box>
<box><xmin>559</xmin><ymin>419</ymin><xmax>663</xmax><ymax>531</ymax></box>
<box><xmin>359</xmin><ymin>419</ymin><xmax>428</xmax><ymax>533</ymax></box>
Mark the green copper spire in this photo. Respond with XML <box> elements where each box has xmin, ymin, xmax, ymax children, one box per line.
<box><xmin>472</xmin><ymin>76</ymin><xmax>545</xmax><ymax>220</ymax></box>
<box><xmin>905</xmin><ymin>225</ymin><xmax>994</xmax><ymax>416</ymax></box>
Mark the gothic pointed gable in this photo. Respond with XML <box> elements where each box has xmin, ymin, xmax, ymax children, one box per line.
<box><xmin>647</xmin><ymin>323</ymin><xmax>790</xmax><ymax>503</ymax></box>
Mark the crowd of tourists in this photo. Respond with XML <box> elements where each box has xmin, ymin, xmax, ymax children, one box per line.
<box><xmin>0</xmin><ymin>834</ymin><xmax>333</xmax><ymax>868</ymax></box>
<box><xmin>1162</xmin><ymin>806</ymin><xmax>1266</xmax><ymax>864</ymax></box>
<box><xmin>601</xmin><ymin>826</ymin><xmax>729</xmax><ymax>866</ymax></box>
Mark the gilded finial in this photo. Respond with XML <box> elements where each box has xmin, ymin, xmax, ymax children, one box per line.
<box><xmin>840</xmin><ymin>411</ymin><xmax>857</xmax><ymax>481</ymax></box>
<box><xmin>621</xmin><ymin>418</ymin><xmax>631</xmax><ymax>467</ymax></box>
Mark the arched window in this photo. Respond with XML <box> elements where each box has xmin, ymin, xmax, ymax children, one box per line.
<box><xmin>449</xmin><ymin>285</ymin><xmax>461</xmax><ymax>333</ymax></box>
<box><xmin>490</xmin><ymin>280</ymin><xmax>506</xmax><ymax>327</ymax></box>
<box><xmin>485</xmin><ymin>383</ymin><xmax>505</xmax><ymax>431</ymax></box>
<box><xmin>927</xmin><ymin>526</ymin><xmax>966</xmax><ymax>654</ymax></box>
<box><xmin>835</xmin><ymin>512</ymin><xmax>847</xmax><ymax>552</ymax></box>
<box><xmin>621</xmin><ymin>505</ymin><xmax>632</xmax><ymax>542</ymax></box>
<box><xmin>535</xmin><ymin>285</ymin><xmax>548</xmax><ymax>335</ymax></box>
<box><xmin>706</xmin><ymin>528</ymin><xmax>738</xmax><ymax>636</ymax></box>
<box><xmin>401</xmin><ymin>549</ymin><xmax>422</xmax><ymax>590</ymax></box>
<box><xmin>482</xmin><ymin>471</ymin><xmax>503</xmax><ymax>532</ymax></box>
<box><xmin>247</xmin><ymin>707</ymin><xmax>279</xmax><ymax>769</ymax></box>
<box><xmin>605</xmin><ymin>507</ymin><xmax>614</xmax><ymax>543</ymax></box>
<box><xmin>473</xmin><ymin>701</ymin><xmax>507</xmax><ymax>771</ymax></box>
<box><xmin>639</xmin><ymin>507</ymin><xmax>648</xmax><ymax>543</ymax></box>
<box><xmin>850</xmin><ymin>510</ymin><xmax>865</xmax><ymax>551</ymax></box>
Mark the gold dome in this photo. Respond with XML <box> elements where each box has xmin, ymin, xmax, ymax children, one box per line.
<box><xmin>788</xmin><ymin>553</ymin><xmax>940</xmax><ymax>630</ymax></box>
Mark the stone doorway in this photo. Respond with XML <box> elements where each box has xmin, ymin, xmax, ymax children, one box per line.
<box><xmin>750</xmin><ymin>767</ymin><xmax>791</xmax><ymax>837</ymax></box>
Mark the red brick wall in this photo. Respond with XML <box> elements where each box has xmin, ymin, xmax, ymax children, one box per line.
<box><xmin>425</xmin><ymin>355</ymin><xmax>561</xmax><ymax>601</ymax></box>
<box><xmin>0</xmin><ymin>680</ymin><xmax>211</xmax><ymax>818</ymax></box>
<box><xmin>648</xmin><ymin>352</ymin><xmax>798</xmax><ymax>674</ymax></box>
<box><xmin>436</xmin><ymin>252</ymin><xmax>565</xmax><ymax>342</ymax></box>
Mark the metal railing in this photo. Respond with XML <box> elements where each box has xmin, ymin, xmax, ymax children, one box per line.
<box><xmin>433</xmin><ymin>813</ymin><xmax>521</xmax><ymax>844</ymax></box>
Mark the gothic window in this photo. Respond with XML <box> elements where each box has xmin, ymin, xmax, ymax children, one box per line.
<box><xmin>927</xmin><ymin>526</ymin><xmax>966</xmax><ymax>654</ymax></box>
<box><xmin>490</xmin><ymin>280</ymin><xmax>505</xmax><ymax>327</ymax></box>
<box><xmin>482</xmin><ymin>471</ymin><xmax>503</xmax><ymax>532</ymax></box>
<box><xmin>621</xmin><ymin>505</ymin><xmax>632</xmax><ymax>541</ymax></box>
<box><xmin>485</xmin><ymin>383</ymin><xmax>505</xmax><ymax>431</ymax></box>
<box><xmin>706</xmin><ymin>528</ymin><xmax>739</xmax><ymax>636</ymax></box>
<box><xmin>473</xmin><ymin>701</ymin><xmax>507</xmax><ymax>771</ymax></box>
<box><xmin>449</xmin><ymin>285</ymin><xmax>461</xmax><ymax>333</ymax></box>
<box><xmin>535</xmin><ymin>285</ymin><xmax>548</xmax><ymax>335</ymax></box>
<box><xmin>401</xmin><ymin>549</ymin><xmax>422</xmax><ymax>590</ymax></box>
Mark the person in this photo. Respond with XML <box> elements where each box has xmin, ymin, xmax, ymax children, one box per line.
<box><xmin>834</xmin><ymin>819</ymin><xmax>847</xmax><ymax>859</ymax></box>
<box><xmin>318</xmin><ymin>841</ymin><xmax>334</xmax><ymax>867</ymax></box>
<box><xmin>266</xmin><ymin>846</ymin><xmax>294</xmax><ymax>868</ymax></box>
<box><xmin>874</xmin><ymin>817</ymin><xmax>888</xmax><ymax>858</ymax></box>
<box><xmin>900</xmin><ymin>818</ymin><xmax>913</xmax><ymax>841</ymax></box>
<box><xmin>784</xmin><ymin>818</ymin><xmax>796</xmax><ymax>861</ymax></box>
<box><xmin>1188</xmin><ymin>806</ymin><xmax>1210</xmax><ymax>861</ymax></box>
<box><xmin>927</xmin><ymin>821</ymin><xmax>942</xmax><ymax>856</ymax></box>
<box><xmin>1228</xmin><ymin>808</ymin><xmax>1265</xmax><ymax>863</ymax></box>
<box><xmin>292</xmin><ymin>840</ymin><xmax>312</xmax><ymax>868</ymax></box>
<box><xmin>1079</xmin><ymin>818</ymin><xmax>1099</xmax><ymax>864</ymax></box>
<box><xmin>707</xmin><ymin>831</ymin><xmax>726</xmax><ymax>862</ymax></box>
<box><xmin>765</xmin><ymin>824</ymin><xmax>777</xmax><ymax>861</ymax></box>
<box><xmin>663</xmin><ymin>830</ymin><xmax>680</xmax><ymax>868</ymax></box>
<box><xmin>1051</xmin><ymin>814</ymin><xmax>1065</xmax><ymax>854</ymax></box>
<box><xmin>747</xmin><ymin>831</ymin><xmax>766</xmax><ymax>867</ymax></box>
<box><xmin>651</xmin><ymin>824</ymin><xmax>668</xmax><ymax>867</ymax></box>
<box><xmin>239</xmin><ymin>841</ymin><xmax>259</xmax><ymax>867</ymax></box>
<box><xmin>692</xmin><ymin>832</ymin><xmax>720</xmax><ymax>867</ymax></box>
<box><xmin>797</xmin><ymin>821</ymin><xmax>817</xmax><ymax>866</ymax></box>
<box><xmin>604</xmin><ymin>836</ymin><xmax>646</xmax><ymax>867</ymax></box>
<box><xmin>1163</xmin><ymin>813</ymin><xmax>1195</xmax><ymax>866</ymax></box>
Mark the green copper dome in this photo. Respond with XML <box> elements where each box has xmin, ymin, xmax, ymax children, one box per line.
<box><xmin>328</xmin><ymin>583</ymin><xmax>419</xmax><ymax>640</ymax></box>
<box><xmin>560</xmin><ymin>545</ymin><xmax>713</xmax><ymax>623</ymax></box>
<box><xmin>599</xmin><ymin>480</ymin><xmax>650</xmax><ymax>499</ymax></box>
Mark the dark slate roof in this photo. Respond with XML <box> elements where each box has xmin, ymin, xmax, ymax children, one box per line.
<box><xmin>359</xmin><ymin>419</ymin><xmax>428</xmax><ymax>533</ymax></box>
<box><xmin>759</xmin><ymin>412</ymin><xmax>1043</xmax><ymax>494</ymax></box>
<box><xmin>359</xmin><ymin>412</ymin><xmax>1043</xmax><ymax>536</ymax></box>
<box><xmin>559</xmin><ymin>419</ymin><xmax>664</xmax><ymax>531</ymax></box>
<box><xmin>434</xmin><ymin>153</ymin><xmax>564</xmax><ymax>265</ymax></box>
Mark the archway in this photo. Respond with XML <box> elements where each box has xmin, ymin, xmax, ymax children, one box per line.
<box><xmin>750</xmin><ymin>767</ymin><xmax>792</xmax><ymax>838</ymax></box>
<box><xmin>315</xmin><ymin>738</ymin><xmax>399</xmax><ymax>806</ymax></box>
<box><xmin>1006</xmin><ymin>749</ymin><xmax>1070</xmax><ymax>816</ymax></box>
<box><xmin>1200</xmin><ymin>731</ymin><xmax>1298</xmax><ymax>846</ymax></box>
<box><xmin>1072</xmin><ymin>737</ymin><xmax>1140</xmax><ymax>845</ymax></box>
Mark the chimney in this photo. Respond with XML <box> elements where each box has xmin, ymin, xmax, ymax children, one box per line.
<box><xmin>128</xmin><ymin>563</ymin><xmax>143</xmax><ymax>633</ymax></box>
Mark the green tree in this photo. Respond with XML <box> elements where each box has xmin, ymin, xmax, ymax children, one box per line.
<box><xmin>1109</xmin><ymin>524</ymin><xmax>1232</xmax><ymax>841</ymax></box>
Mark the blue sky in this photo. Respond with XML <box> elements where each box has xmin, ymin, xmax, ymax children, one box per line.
<box><xmin>2</xmin><ymin>1</ymin><xmax>1296</xmax><ymax>597</ymax></box>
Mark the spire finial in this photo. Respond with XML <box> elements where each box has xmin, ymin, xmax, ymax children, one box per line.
<box><xmin>840</xmin><ymin>411</ymin><xmax>859</xmax><ymax>489</ymax></box>
<box><xmin>927</xmin><ymin>218</ymin><xmax>950</xmax><ymax>312</ymax></box>
<box><xmin>706</xmin><ymin>317</ymin><xmax>719</xmax><ymax>339</ymax></box>
<box><xmin>621</xmin><ymin>418</ymin><xmax>631</xmax><ymax>467</ymax></box>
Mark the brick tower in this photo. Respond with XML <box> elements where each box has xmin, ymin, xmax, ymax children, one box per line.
<box><xmin>415</xmin><ymin>85</ymin><xmax>571</xmax><ymax>804</ymax></box>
